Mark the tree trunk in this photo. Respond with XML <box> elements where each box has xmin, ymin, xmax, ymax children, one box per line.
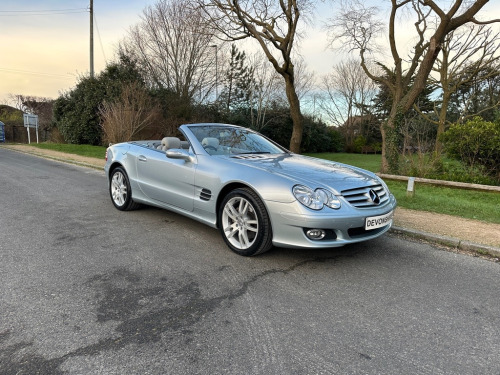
<box><xmin>380</xmin><ymin>123</ymin><xmax>388</xmax><ymax>172</ymax></box>
<box><xmin>381</xmin><ymin>99</ymin><xmax>406</xmax><ymax>174</ymax></box>
<box><xmin>284</xmin><ymin>74</ymin><xmax>303</xmax><ymax>153</ymax></box>
<box><xmin>381</xmin><ymin>114</ymin><xmax>400</xmax><ymax>174</ymax></box>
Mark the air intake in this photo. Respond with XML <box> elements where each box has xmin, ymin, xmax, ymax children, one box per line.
<box><xmin>200</xmin><ymin>188</ymin><xmax>212</xmax><ymax>201</ymax></box>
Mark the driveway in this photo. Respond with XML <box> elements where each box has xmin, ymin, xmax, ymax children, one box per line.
<box><xmin>1</xmin><ymin>148</ymin><xmax>499</xmax><ymax>374</ymax></box>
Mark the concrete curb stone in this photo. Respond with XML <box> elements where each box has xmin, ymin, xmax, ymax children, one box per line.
<box><xmin>391</xmin><ymin>226</ymin><xmax>500</xmax><ymax>258</ymax></box>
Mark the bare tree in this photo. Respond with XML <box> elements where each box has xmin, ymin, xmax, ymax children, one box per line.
<box><xmin>8</xmin><ymin>94</ymin><xmax>54</xmax><ymax>131</ymax></box>
<box><xmin>328</xmin><ymin>0</ymin><xmax>500</xmax><ymax>173</ymax></box>
<box><xmin>417</xmin><ymin>25</ymin><xmax>500</xmax><ymax>154</ymax></box>
<box><xmin>196</xmin><ymin>0</ymin><xmax>313</xmax><ymax>153</ymax></box>
<box><xmin>293</xmin><ymin>59</ymin><xmax>315</xmax><ymax>102</ymax></box>
<box><xmin>321</xmin><ymin>59</ymin><xmax>378</xmax><ymax>148</ymax></box>
<box><xmin>121</xmin><ymin>0</ymin><xmax>220</xmax><ymax>103</ymax></box>
<box><xmin>247</xmin><ymin>52</ymin><xmax>284</xmax><ymax>131</ymax></box>
<box><xmin>453</xmin><ymin>63</ymin><xmax>500</xmax><ymax>120</ymax></box>
<box><xmin>100</xmin><ymin>83</ymin><xmax>162</xmax><ymax>144</ymax></box>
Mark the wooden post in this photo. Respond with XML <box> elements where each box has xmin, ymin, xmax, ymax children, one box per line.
<box><xmin>407</xmin><ymin>177</ymin><xmax>415</xmax><ymax>197</ymax></box>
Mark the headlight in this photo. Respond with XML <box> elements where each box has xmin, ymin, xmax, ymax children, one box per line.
<box><xmin>292</xmin><ymin>185</ymin><xmax>341</xmax><ymax>210</ymax></box>
<box><xmin>324</xmin><ymin>190</ymin><xmax>342</xmax><ymax>209</ymax></box>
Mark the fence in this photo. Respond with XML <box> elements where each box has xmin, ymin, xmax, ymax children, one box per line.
<box><xmin>1</xmin><ymin>124</ymin><xmax>51</xmax><ymax>143</ymax></box>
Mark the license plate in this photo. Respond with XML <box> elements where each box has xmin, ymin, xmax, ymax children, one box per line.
<box><xmin>365</xmin><ymin>211</ymin><xmax>394</xmax><ymax>230</ymax></box>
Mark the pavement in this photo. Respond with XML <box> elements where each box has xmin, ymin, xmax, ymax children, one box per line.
<box><xmin>2</xmin><ymin>143</ymin><xmax>499</xmax><ymax>259</ymax></box>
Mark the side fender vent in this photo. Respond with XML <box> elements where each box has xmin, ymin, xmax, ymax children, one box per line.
<box><xmin>200</xmin><ymin>188</ymin><xmax>212</xmax><ymax>201</ymax></box>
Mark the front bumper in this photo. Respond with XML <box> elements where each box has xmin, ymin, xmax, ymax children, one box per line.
<box><xmin>266</xmin><ymin>194</ymin><xmax>397</xmax><ymax>249</ymax></box>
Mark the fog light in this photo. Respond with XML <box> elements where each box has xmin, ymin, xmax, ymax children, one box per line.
<box><xmin>306</xmin><ymin>229</ymin><xmax>326</xmax><ymax>240</ymax></box>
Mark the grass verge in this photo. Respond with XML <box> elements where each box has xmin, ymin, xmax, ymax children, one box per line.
<box><xmin>386</xmin><ymin>181</ymin><xmax>500</xmax><ymax>224</ymax></box>
<box><xmin>31</xmin><ymin>143</ymin><xmax>107</xmax><ymax>159</ymax></box>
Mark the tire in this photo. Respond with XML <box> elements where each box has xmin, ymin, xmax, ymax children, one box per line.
<box><xmin>109</xmin><ymin>167</ymin><xmax>140</xmax><ymax>211</ymax></box>
<box><xmin>218</xmin><ymin>188</ymin><xmax>273</xmax><ymax>256</ymax></box>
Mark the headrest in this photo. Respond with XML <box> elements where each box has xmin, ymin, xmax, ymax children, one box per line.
<box><xmin>201</xmin><ymin>137</ymin><xmax>219</xmax><ymax>148</ymax></box>
<box><xmin>161</xmin><ymin>137</ymin><xmax>181</xmax><ymax>149</ymax></box>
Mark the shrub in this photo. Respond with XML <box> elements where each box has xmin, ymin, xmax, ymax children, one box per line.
<box><xmin>100</xmin><ymin>83</ymin><xmax>162</xmax><ymax>144</ymax></box>
<box><xmin>399</xmin><ymin>153</ymin><xmax>443</xmax><ymax>178</ymax></box>
<box><xmin>353</xmin><ymin>135</ymin><xmax>367</xmax><ymax>153</ymax></box>
<box><xmin>440</xmin><ymin>117</ymin><xmax>500</xmax><ymax>180</ymax></box>
<box><xmin>327</xmin><ymin>127</ymin><xmax>344</xmax><ymax>152</ymax></box>
<box><xmin>53</xmin><ymin>78</ymin><xmax>105</xmax><ymax>145</ymax></box>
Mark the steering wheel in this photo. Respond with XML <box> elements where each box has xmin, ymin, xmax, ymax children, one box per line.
<box><xmin>203</xmin><ymin>145</ymin><xmax>217</xmax><ymax>152</ymax></box>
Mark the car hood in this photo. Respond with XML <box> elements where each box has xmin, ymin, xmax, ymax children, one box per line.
<box><xmin>226</xmin><ymin>153</ymin><xmax>380</xmax><ymax>193</ymax></box>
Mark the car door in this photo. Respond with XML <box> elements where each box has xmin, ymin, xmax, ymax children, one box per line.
<box><xmin>135</xmin><ymin>147</ymin><xmax>195</xmax><ymax>211</ymax></box>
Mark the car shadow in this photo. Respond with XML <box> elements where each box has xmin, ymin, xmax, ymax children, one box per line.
<box><xmin>130</xmin><ymin>205</ymin><xmax>387</xmax><ymax>265</ymax></box>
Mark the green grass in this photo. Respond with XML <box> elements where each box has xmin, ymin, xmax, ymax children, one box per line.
<box><xmin>386</xmin><ymin>181</ymin><xmax>500</xmax><ymax>224</ymax></box>
<box><xmin>31</xmin><ymin>143</ymin><xmax>107</xmax><ymax>159</ymax></box>
<box><xmin>306</xmin><ymin>153</ymin><xmax>382</xmax><ymax>173</ymax></box>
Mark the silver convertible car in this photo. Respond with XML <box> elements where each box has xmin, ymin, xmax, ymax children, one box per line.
<box><xmin>105</xmin><ymin>123</ymin><xmax>396</xmax><ymax>256</ymax></box>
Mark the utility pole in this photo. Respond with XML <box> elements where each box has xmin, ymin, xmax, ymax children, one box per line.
<box><xmin>90</xmin><ymin>0</ymin><xmax>94</xmax><ymax>78</ymax></box>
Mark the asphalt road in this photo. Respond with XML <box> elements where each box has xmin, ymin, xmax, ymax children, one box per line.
<box><xmin>1</xmin><ymin>148</ymin><xmax>499</xmax><ymax>375</ymax></box>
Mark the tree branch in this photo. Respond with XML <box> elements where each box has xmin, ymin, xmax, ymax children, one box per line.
<box><xmin>472</xmin><ymin>17</ymin><xmax>500</xmax><ymax>25</ymax></box>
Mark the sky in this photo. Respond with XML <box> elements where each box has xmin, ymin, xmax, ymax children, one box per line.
<box><xmin>0</xmin><ymin>0</ymin><xmax>159</xmax><ymax>103</ymax></box>
<box><xmin>1</xmin><ymin>1</ymin><xmax>499</xmax><ymax>105</ymax></box>
<box><xmin>0</xmin><ymin>0</ymin><xmax>344</xmax><ymax>105</ymax></box>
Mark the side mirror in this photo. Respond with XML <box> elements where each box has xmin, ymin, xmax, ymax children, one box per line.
<box><xmin>166</xmin><ymin>148</ymin><xmax>196</xmax><ymax>163</ymax></box>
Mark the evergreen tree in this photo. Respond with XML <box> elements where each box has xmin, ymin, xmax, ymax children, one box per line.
<box><xmin>220</xmin><ymin>45</ymin><xmax>255</xmax><ymax>111</ymax></box>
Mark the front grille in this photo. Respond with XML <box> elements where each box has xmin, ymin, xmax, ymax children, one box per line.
<box><xmin>341</xmin><ymin>184</ymin><xmax>388</xmax><ymax>208</ymax></box>
<box><xmin>200</xmin><ymin>188</ymin><xmax>212</xmax><ymax>201</ymax></box>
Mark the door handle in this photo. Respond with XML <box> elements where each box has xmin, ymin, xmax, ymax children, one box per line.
<box><xmin>138</xmin><ymin>155</ymin><xmax>147</xmax><ymax>162</ymax></box>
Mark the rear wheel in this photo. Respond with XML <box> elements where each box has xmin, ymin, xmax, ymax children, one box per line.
<box><xmin>109</xmin><ymin>167</ymin><xmax>140</xmax><ymax>211</ymax></box>
<box><xmin>219</xmin><ymin>188</ymin><xmax>273</xmax><ymax>256</ymax></box>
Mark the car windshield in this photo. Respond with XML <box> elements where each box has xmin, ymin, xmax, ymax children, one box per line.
<box><xmin>188</xmin><ymin>125</ymin><xmax>286</xmax><ymax>155</ymax></box>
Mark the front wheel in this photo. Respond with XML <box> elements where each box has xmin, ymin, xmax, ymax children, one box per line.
<box><xmin>219</xmin><ymin>188</ymin><xmax>273</xmax><ymax>256</ymax></box>
<box><xmin>109</xmin><ymin>167</ymin><xmax>140</xmax><ymax>211</ymax></box>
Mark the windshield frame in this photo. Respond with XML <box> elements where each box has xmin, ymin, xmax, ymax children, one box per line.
<box><xmin>181</xmin><ymin>123</ymin><xmax>289</xmax><ymax>156</ymax></box>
